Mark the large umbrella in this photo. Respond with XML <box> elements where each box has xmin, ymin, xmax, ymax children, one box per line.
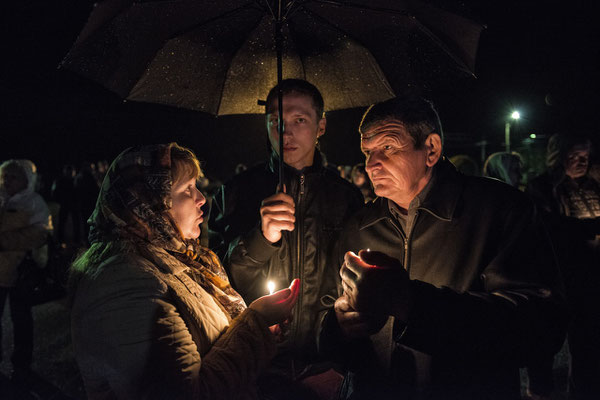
<box><xmin>62</xmin><ymin>0</ymin><xmax>484</xmax><ymax>184</ymax></box>
<box><xmin>63</xmin><ymin>0</ymin><xmax>483</xmax><ymax>114</ymax></box>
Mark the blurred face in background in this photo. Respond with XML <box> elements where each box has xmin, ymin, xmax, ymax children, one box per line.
<box><xmin>507</xmin><ymin>160</ymin><xmax>522</xmax><ymax>187</ymax></box>
<box><xmin>564</xmin><ymin>144</ymin><xmax>590</xmax><ymax>179</ymax></box>
<box><xmin>0</xmin><ymin>164</ymin><xmax>28</xmax><ymax>197</ymax></box>
<box><xmin>352</xmin><ymin>171</ymin><xmax>367</xmax><ymax>187</ymax></box>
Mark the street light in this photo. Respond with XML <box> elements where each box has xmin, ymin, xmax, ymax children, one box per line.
<box><xmin>505</xmin><ymin>110</ymin><xmax>520</xmax><ymax>152</ymax></box>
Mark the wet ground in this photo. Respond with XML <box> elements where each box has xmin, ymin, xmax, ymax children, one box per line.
<box><xmin>1</xmin><ymin>298</ymin><xmax>85</xmax><ymax>399</ymax></box>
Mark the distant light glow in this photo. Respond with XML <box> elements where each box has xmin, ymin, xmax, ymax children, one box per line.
<box><xmin>511</xmin><ymin>111</ymin><xmax>520</xmax><ymax>120</ymax></box>
<box><xmin>267</xmin><ymin>281</ymin><xmax>275</xmax><ymax>295</ymax></box>
<box><xmin>530</xmin><ymin>133</ymin><xmax>537</xmax><ymax>139</ymax></box>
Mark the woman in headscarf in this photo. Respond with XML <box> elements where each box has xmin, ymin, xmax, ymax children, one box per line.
<box><xmin>70</xmin><ymin>143</ymin><xmax>299</xmax><ymax>399</ymax></box>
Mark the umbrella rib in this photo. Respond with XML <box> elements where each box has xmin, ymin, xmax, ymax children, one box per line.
<box><xmin>261</xmin><ymin>0</ymin><xmax>276</xmax><ymax>19</ymax></box>
<box><xmin>168</xmin><ymin>1</ymin><xmax>263</xmax><ymax>39</ymax></box>
<box><xmin>309</xmin><ymin>0</ymin><xmax>475</xmax><ymax>75</ymax></box>
<box><xmin>409</xmin><ymin>21</ymin><xmax>474</xmax><ymax>76</ymax></box>
<box><xmin>311</xmin><ymin>0</ymin><xmax>410</xmax><ymax>17</ymax></box>
<box><xmin>214</xmin><ymin>14</ymin><xmax>267</xmax><ymax>115</ymax></box>
<box><xmin>297</xmin><ymin>7</ymin><xmax>394</xmax><ymax>93</ymax></box>
<box><xmin>285</xmin><ymin>18</ymin><xmax>307</xmax><ymax>81</ymax></box>
<box><xmin>300</xmin><ymin>6</ymin><xmax>370</xmax><ymax>49</ymax></box>
<box><xmin>261</xmin><ymin>0</ymin><xmax>296</xmax><ymax>21</ymax></box>
<box><xmin>283</xmin><ymin>0</ymin><xmax>299</xmax><ymax>20</ymax></box>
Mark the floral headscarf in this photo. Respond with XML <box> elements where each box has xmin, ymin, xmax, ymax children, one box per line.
<box><xmin>88</xmin><ymin>143</ymin><xmax>246</xmax><ymax>318</ymax></box>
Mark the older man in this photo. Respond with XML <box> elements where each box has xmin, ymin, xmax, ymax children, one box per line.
<box><xmin>320</xmin><ymin>97</ymin><xmax>568</xmax><ymax>399</ymax></box>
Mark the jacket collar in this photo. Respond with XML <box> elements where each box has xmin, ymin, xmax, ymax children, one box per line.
<box><xmin>360</xmin><ymin>158</ymin><xmax>462</xmax><ymax>229</ymax></box>
<box><xmin>418</xmin><ymin>158</ymin><xmax>462</xmax><ymax>221</ymax></box>
<box><xmin>267</xmin><ymin>150</ymin><xmax>325</xmax><ymax>177</ymax></box>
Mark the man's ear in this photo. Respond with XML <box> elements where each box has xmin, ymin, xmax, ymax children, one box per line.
<box><xmin>317</xmin><ymin>118</ymin><xmax>326</xmax><ymax>138</ymax></box>
<box><xmin>425</xmin><ymin>133</ymin><xmax>442</xmax><ymax>167</ymax></box>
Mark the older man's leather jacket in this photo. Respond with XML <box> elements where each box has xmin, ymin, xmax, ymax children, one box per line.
<box><xmin>322</xmin><ymin>159</ymin><xmax>568</xmax><ymax>399</ymax></box>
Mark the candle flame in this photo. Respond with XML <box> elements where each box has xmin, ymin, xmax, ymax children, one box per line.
<box><xmin>267</xmin><ymin>281</ymin><xmax>275</xmax><ymax>295</ymax></box>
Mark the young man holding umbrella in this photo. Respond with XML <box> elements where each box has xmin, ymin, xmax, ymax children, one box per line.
<box><xmin>210</xmin><ymin>79</ymin><xmax>363</xmax><ymax>397</ymax></box>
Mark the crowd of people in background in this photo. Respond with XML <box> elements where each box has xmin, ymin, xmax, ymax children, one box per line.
<box><xmin>0</xmin><ymin>159</ymin><xmax>53</xmax><ymax>385</ymax></box>
<box><xmin>1</xmin><ymin>84</ymin><xmax>599</xmax><ymax>400</ymax></box>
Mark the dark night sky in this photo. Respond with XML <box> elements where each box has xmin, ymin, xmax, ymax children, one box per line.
<box><xmin>1</xmin><ymin>0</ymin><xmax>599</xmax><ymax>181</ymax></box>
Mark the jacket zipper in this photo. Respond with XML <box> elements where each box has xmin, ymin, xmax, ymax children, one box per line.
<box><xmin>291</xmin><ymin>173</ymin><xmax>305</xmax><ymax>371</ymax></box>
<box><xmin>403</xmin><ymin>238</ymin><xmax>409</xmax><ymax>268</ymax></box>
<box><xmin>296</xmin><ymin>174</ymin><xmax>305</xmax><ymax>269</ymax></box>
<box><xmin>404</xmin><ymin>210</ymin><xmax>419</xmax><ymax>274</ymax></box>
<box><xmin>389</xmin><ymin>210</ymin><xmax>419</xmax><ymax>274</ymax></box>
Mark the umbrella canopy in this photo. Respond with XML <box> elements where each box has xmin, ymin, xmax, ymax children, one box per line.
<box><xmin>62</xmin><ymin>0</ymin><xmax>484</xmax><ymax>115</ymax></box>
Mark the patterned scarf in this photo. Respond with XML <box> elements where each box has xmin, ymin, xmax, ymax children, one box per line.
<box><xmin>88</xmin><ymin>143</ymin><xmax>246</xmax><ymax>318</ymax></box>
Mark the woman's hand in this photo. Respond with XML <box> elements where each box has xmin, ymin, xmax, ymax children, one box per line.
<box><xmin>249</xmin><ymin>279</ymin><xmax>300</xmax><ymax>326</ymax></box>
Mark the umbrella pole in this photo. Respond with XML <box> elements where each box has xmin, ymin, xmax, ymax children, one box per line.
<box><xmin>276</xmin><ymin>0</ymin><xmax>285</xmax><ymax>192</ymax></box>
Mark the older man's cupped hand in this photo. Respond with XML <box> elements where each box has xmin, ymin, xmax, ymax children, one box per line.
<box><xmin>339</xmin><ymin>250</ymin><xmax>412</xmax><ymax>324</ymax></box>
<box><xmin>334</xmin><ymin>294</ymin><xmax>388</xmax><ymax>338</ymax></box>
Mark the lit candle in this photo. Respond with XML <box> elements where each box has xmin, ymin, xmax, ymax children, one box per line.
<box><xmin>361</xmin><ymin>248</ymin><xmax>375</xmax><ymax>267</ymax></box>
<box><xmin>267</xmin><ymin>281</ymin><xmax>275</xmax><ymax>295</ymax></box>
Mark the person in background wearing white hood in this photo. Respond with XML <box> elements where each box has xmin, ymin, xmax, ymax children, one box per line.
<box><xmin>0</xmin><ymin>159</ymin><xmax>53</xmax><ymax>383</ymax></box>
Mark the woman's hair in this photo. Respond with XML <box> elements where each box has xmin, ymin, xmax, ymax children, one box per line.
<box><xmin>69</xmin><ymin>144</ymin><xmax>202</xmax><ymax>299</ymax></box>
<box><xmin>171</xmin><ymin>143</ymin><xmax>202</xmax><ymax>185</ymax></box>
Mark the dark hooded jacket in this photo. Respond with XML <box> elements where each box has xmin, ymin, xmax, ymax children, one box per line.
<box><xmin>321</xmin><ymin>159</ymin><xmax>568</xmax><ymax>399</ymax></box>
<box><xmin>210</xmin><ymin>151</ymin><xmax>363</xmax><ymax>371</ymax></box>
